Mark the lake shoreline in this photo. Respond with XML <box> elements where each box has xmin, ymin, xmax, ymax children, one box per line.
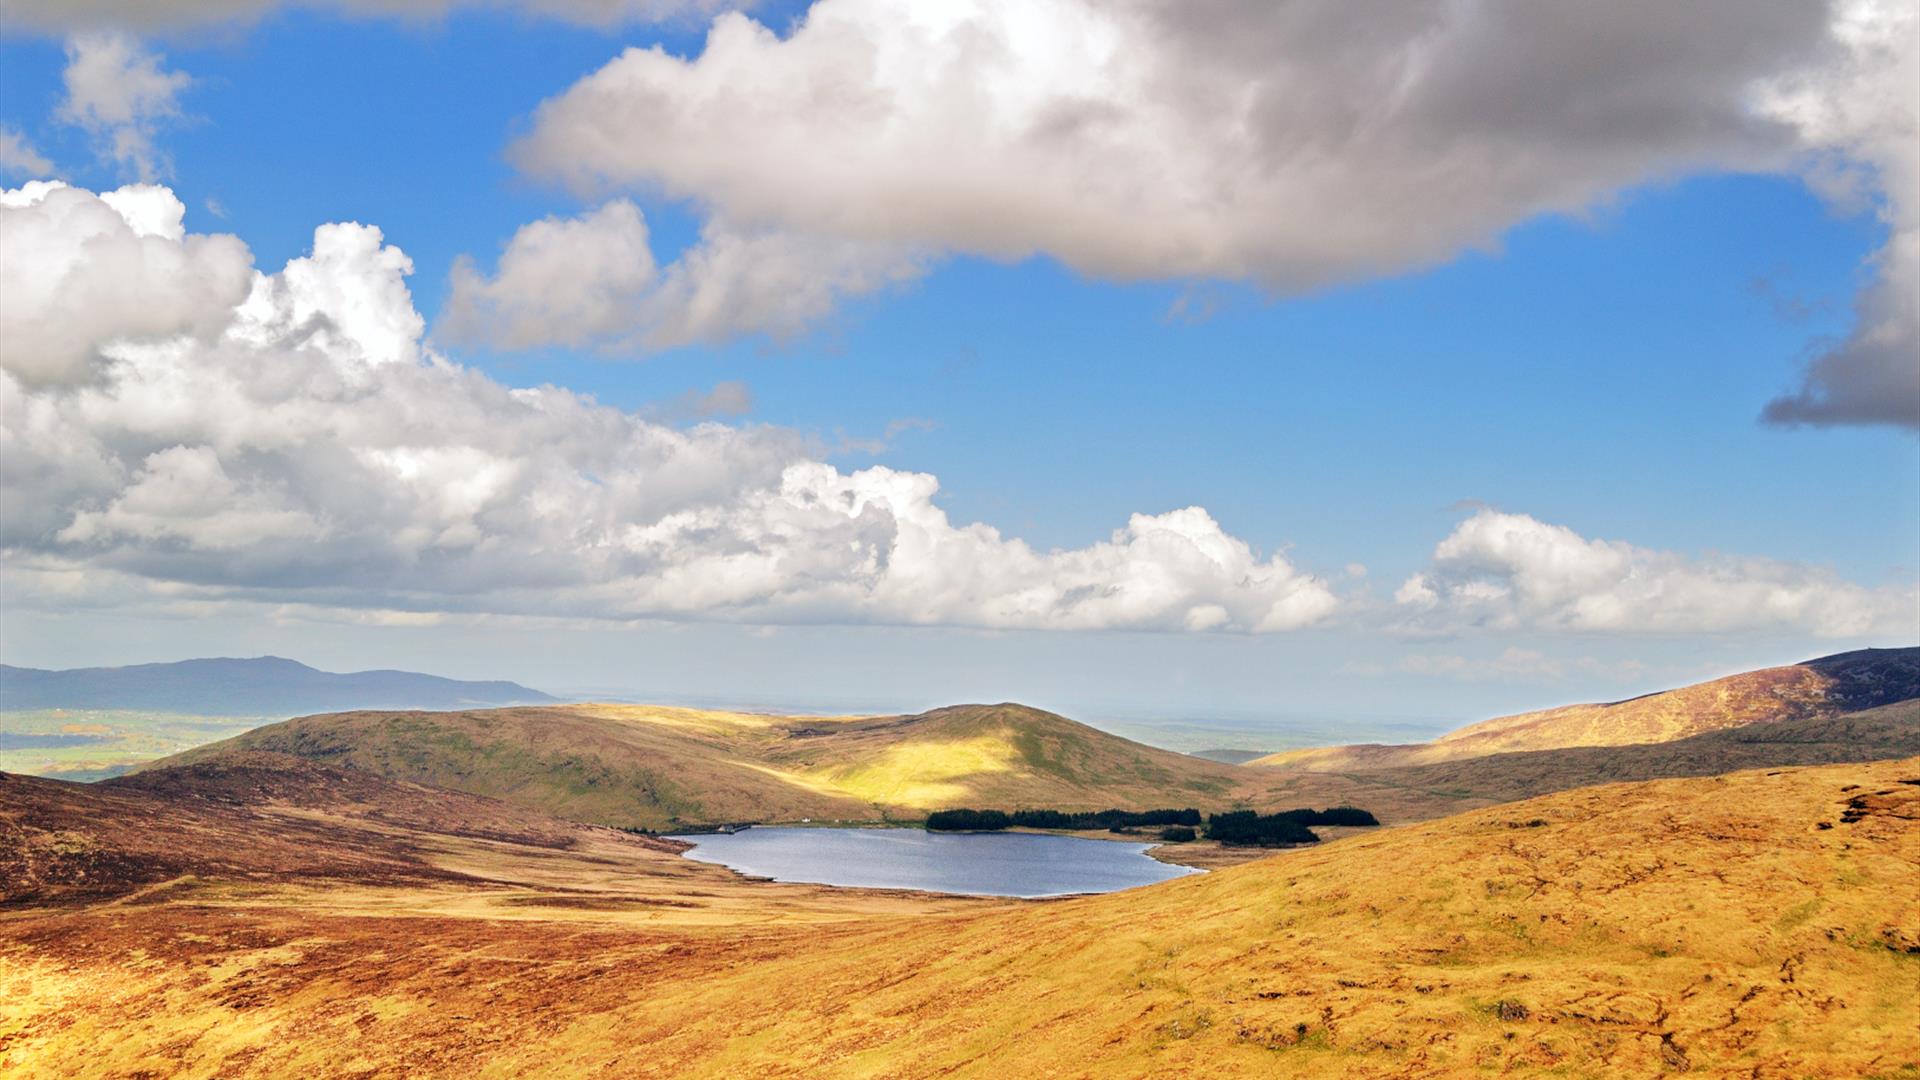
<box><xmin>667</xmin><ymin>819</ymin><xmax>1321</xmax><ymax>871</ymax></box>
<box><xmin>668</xmin><ymin>825</ymin><xmax>1204</xmax><ymax>899</ymax></box>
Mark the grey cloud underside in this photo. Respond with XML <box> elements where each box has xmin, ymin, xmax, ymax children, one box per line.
<box><xmin>1755</xmin><ymin>2</ymin><xmax>1920</xmax><ymax>431</ymax></box>
<box><xmin>1763</xmin><ymin>323</ymin><xmax>1920</xmax><ymax>429</ymax></box>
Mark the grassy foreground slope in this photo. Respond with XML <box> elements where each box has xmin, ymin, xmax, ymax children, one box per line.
<box><xmin>1255</xmin><ymin>646</ymin><xmax>1920</xmax><ymax>771</ymax></box>
<box><xmin>4</xmin><ymin>758</ymin><xmax>1915</xmax><ymax>1077</ymax></box>
<box><xmin>608</xmin><ymin>759</ymin><xmax>1920</xmax><ymax>1078</ymax></box>
<box><xmin>155</xmin><ymin>702</ymin><xmax>1245</xmax><ymax>829</ymax></box>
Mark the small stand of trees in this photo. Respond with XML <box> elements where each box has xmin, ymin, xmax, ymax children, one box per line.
<box><xmin>925</xmin><ymin>807</ymin><xmax>1203</xmax><ymax>832</ymax></box>
<box><xmin>925</xmin><ymin>809</ymin><xmax>1013</xmax><ymax>831</ymax></box>
<box><xmin>1205</xmin><ymin>806</ymin><xmax>1380</xmax><ymax>847</ymax></box>
<box><xmin>1205</xmin><ymin>810</ymin><xmax>1317</xmax><ymax>846</ymax></box>
<box><xmin>924</xmin><ymin>805</ymin><xmax>1378</xmax><ymax>844</ymax></box>
<box><xmin>1277</xmin><ymin>806</ymin><xmax>1379</xmax><ymax>827</ymax></box>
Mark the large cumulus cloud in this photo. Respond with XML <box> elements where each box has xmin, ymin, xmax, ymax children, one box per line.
<box><xmin>1396</xmin><ymin>510</ymin><xmax>1914</xmax><ymax>638</ymax></box>
<box><xmin>0</xmin><ymin>181</ymin><xmax>1338</xmax><ymax>633</ymax></box>
<box><xmin>515</xmin><ymin>0</ymin><xmax>1826</xmax><ymax>285</ymax></box>
<box><xmin>0</xmin><ymin>181</ymin><xmax>253</xmax><ymax>385</ymax></box>
<box><xmin>494</xmin><ymin>0</ymin><xmax>1914</xmax><ymax>424</ymax></box>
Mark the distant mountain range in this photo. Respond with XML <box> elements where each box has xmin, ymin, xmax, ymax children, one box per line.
<box><xmin>0</xmin><ymin>657</ymin><xmax>556</xmax><ymax>716</ymax></box>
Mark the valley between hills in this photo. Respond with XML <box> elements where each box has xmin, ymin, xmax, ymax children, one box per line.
<box><xmin>3</xmin><ymin>648</ymin><xmax>1918</xmax><ymax>1077</ymax></box>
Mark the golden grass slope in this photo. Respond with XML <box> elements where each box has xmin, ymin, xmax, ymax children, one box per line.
<box><xmin>153</xmin><ymin>702</ymin><xmax>1246</xmax><ymax>830</ymax></box>
<box><xmin>4</xmin><ymin>758</ymin><xmax>1916</xmax><ymax>1077</ymax></box>
<box><xmin>1235</xmin><ymin>699</ymin><xmax>1920</xmax><ymax>826</ymax></box>
<box><xmin>1255</xmin><ymin>645</ymin><xmax>1920</xmax><ymax>771</ymax></box>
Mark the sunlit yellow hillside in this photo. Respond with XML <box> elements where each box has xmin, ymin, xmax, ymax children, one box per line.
<box><xmin>5</xmin><ymin>757</ymin><xmax>1915</xmax><ymax>1077</ymax></box>
<box><xmin>154</xmin><ymin>701</ymin><xmax>1246</xmax><ymax>829</ymax></box>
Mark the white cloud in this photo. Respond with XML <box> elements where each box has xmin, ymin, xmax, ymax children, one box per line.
<box><xmin>1758</xmin><ymin>0</ymin><xmax>1920</xmax><ymax>430</ymax></box>
<box><xmin>442</xmin><ymin>200</ymin><xmax>660</xmax><ymax>351</ymax></box>
<box><xmin>1</xmin><ymin>181</ymin><xmax>1339</xmax><ymax>634</ymax></box>
<box><xmin>514</xmin><ymin>1</ymin><xmax>1834</xmax><ymax>286</ymax></box>
<box><xmin>60</xmin><ymin>445</ymin><xmax>320</xmax><ymax>551</ymax></box>
<box><xmin>0</xmin><ymin>180</ymin><xmax>254</xmax><ymax>386</ymax></box>
<box><xmin>56</xmin><ymin>32</ymin><xmax>190</xmax><ymax>180</ymax></box>
<box><xmin>443</xmin><ymin>200</ymin><xmax>921</xmax><ymax>352</ymax></box>
<box><xmin>0</xmin><ymin>127</ymin><xmax>53</xmax><ymax>177</ymax></box>
<box><xmin>1396</xmin><ymin>509</ymin><xmax>1915</xmax><ymax>638</ymax></box>
<box><xmin>2</xmin><ymin>0</ymin><xmax>735</xmax><ymax>32</ymax></box>
<box><xmin>637</xmin><ymin>218</ymin><xmax>923</xmax><ymax>349</ymax></box>
<box><xmin>499</xmin><ymin>0</ymin><xmax>1915</xmax><ymax>406</ymax></box>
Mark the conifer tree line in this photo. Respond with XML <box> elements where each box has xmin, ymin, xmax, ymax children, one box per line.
<box><xmin>923</xmin><ymin>805</ymin><xmax>1379</xmax><ymax>845</ymax></box>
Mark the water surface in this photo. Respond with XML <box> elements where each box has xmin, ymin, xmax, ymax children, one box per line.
<box><xmin>0</xmin><ymin>733</ymin><xmax>109</xmax><ymax>750</ymax></box>
<box><xmin>669</xmin><ymin>827</ymin><xmax>1201</xmax><ymax>898</ymax></box>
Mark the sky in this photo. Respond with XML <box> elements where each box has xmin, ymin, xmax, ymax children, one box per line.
<box><xmin>0</xmin><ymin>0</ymin><xmax>1915</xmax><ymax>744</ymax></box>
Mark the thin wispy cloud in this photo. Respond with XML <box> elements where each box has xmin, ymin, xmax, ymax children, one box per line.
<box><xmin>0</xmin><ymin>127</ymin><xmax>53</xmax><ymax>178</ymax></box>
<box><xmin>56</xmin><ymin>32</ymin><xmax>191</xmax><ymax>181</ymax></box>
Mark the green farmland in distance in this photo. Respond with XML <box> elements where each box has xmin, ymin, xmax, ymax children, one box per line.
<box><xmin>0</xmin><ymin>710</ymin><xmax>267</xmax><ymax>781</ymax></box>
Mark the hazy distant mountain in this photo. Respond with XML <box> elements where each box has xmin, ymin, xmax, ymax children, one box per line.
<box><xmin>0</xmin><ymin>657</ymin><xmax>556</xmax><ymax>716</ymax></box>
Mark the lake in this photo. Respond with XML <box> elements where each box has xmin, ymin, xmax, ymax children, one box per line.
<box><xmin>0</xmin><ymin>733</ymin><xmax>109</xmax><ymax>750</ymax></box>
<box><xmin>669</xmin><ymin>827</ymin><xmax>1202</xmax><ymax>898</ymax></box>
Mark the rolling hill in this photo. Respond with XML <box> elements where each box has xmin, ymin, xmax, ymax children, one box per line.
<box><xmin>1</xmin><ymin>752</ymin><xmax>623</xmax><ymax>904</ymax></box>
<box><xmin>148</xmin><ymin>684</ymin><xmax>1920</xmax><ymax>832</ymax></box>
<box><xmin>1236</xmin><ymin>697</ymin><xmax>1920</xmax><ymax>823</ymax></box>
<box><xmin>0</xmin><ymin>656</ymin><xmax>556</xmax><ymax>715</ymax></box>
<box><xmin>1</xmin><ymin>750</ymin><xmax>985</xmax><ymax>917</ymax></box>
<box><xmin>153</xmin><ymin>702</ymin><xmax>1248</xmax><ymax>830</ymax></box>
<box><xmin>1253</xmin><ymin>646</ymin><xmax>1920</xmax><ymax>771</ymax></box>
<box><xmin>5</xmin><ymin>754</ymin><xmax>1915</xmax><ymax>1076</ymax></box>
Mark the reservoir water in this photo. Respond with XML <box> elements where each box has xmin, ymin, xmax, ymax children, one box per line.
<box><xmin>669</xmin><ymin>827</ymin><xmax>1202</xmax><ymax>898</ymax></box>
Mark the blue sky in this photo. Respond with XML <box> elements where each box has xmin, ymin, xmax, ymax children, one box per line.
<box><xmin>0</xmin><ymin>1</ymin><xmax>1914</xmax><ymax>743</ymax></box>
